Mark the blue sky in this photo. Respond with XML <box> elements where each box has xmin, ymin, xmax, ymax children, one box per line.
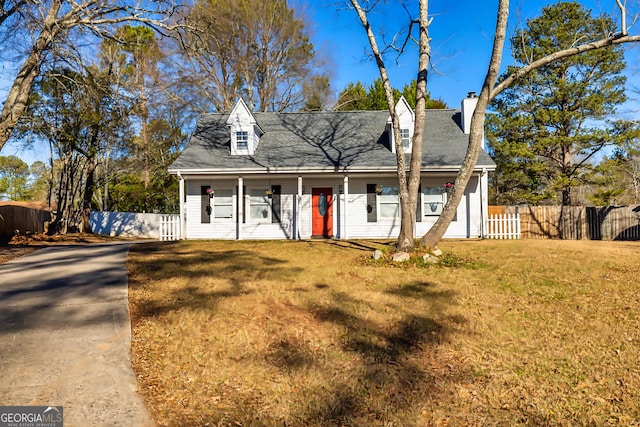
<box><xmin>4</xmin><ymin>0</ymin><xmax>640</xmax><ymax>165</ymax></box>
<box><xmin>307</xmin><ymin>0</ymin><xmax>640</xmax><ymax>111</ymax></box>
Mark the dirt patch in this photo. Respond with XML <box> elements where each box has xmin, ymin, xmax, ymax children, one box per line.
<box><xmin>0</xmin><ymin>245</ymin><xmax>41</xmax><ymax>264</ymax></box>
<box><xmin>0</xmin><ymin>233</ymin><xmax>135</xmax><ymax>264</ymax></box>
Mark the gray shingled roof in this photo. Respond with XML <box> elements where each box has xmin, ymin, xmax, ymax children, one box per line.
<box><xmin>169</xmin><ymin>109</ymin><xmax>496</xmax><ymax>174</ymax></box>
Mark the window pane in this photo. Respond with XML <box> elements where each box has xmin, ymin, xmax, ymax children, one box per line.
<box><xmin>215</xmin><ymin>205</ymin><xmax>233</xmax><ymax>219</ymax></box>
<box><xmin>424</xmin><ymin>201</ymin><xmax>443</xmax><ymax>215</ymax></box>
<box><xmin>216</xmin><ymin>190</ymin><xmax>232</xmax><ymax>204</ymax></box>
<box><xmin>380</xmin><ymin>203</ymin><xmax>399</xmax><ymax>217</ymax></box>
<box><xmin>250</xmin><ymin>190</ymin><xmax>270</xmax><ymax>220</ymax></box>
<box><xmin>379</xmin><ymin>185</ymin><xmax>399</xmax><ymax>218</ymax></box>
<box><xmin>216</xmin><ymin>195</ymin><xmax>233</xmax><ymax>205</ymax></box>
<box><xmin>379</xmin><ymin>194</ymin><xmax>398</xmax><ymax>203</ymax></box>
<box><xmin>237</xmin><ymin>131</ymin><xmax>248</xmax><ymax>150</ymax></box>
<box><xmin>250</xmin><ymin>205</ymin><xmax>269</xmax><ymax>219</ymax></box>
<box><xmin>401</xmin><ymin>129</ymin><xmax>410</xmax><ymax>148</ymax></box>
<box><xmin>381</xmin><ymin>186</ymin><xmax>398</xmax><ymax>195</ymax></box>
<box><xmin>214</xmin><ymin>189</ymin><xmax>233</xmax><ymax>219</ymax></box>
<box><xmin>423</xmin><ymin>187</ymin><xmax>445</xmax><ymax>216</ymax></box>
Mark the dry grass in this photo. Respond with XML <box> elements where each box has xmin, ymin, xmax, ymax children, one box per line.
<box><xmin>127</xmin><ymin>239</ymin><xmax>640</xmax><ymax>426</ymax></box>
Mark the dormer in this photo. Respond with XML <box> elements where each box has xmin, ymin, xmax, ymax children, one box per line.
<box><xmin>226</xmin><ymin>99</ymin><xmax>264</xmax><ymax>156</ymax></box>
<box><xmin>387</xmin><ymin>96</ymin><xmax>415</xmax><ymax>154</ymax></box>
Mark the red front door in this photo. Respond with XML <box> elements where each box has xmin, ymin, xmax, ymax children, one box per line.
<box><xmin>312</xmin><ymin>187</ymin><xmax>333</xmax><ymax>238</ymax></box>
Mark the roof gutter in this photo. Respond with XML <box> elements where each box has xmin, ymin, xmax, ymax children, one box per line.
<box><xmin>168</xmin><ymin>164</ymin><xmax>496</xmax><ymax>176</ymax></box>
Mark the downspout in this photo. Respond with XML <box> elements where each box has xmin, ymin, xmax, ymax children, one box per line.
<box><xmin>178</xmin><ymin>171</ymin><xmax>185</xmax><ymax>240</ymax></box>
<box><xmin>238</xmin><ymin>176</ymin><xmax>244</xmax><ymax>240</ymax></box>
<box><xmin>343</xmin><ymin>175</ymin><xmax>349</xmax><ymax>240</ymax></box>
<box><xmin>297</xmin><ymin>176</ymin><xmax>303</xmax><ymax>240</ymax></box>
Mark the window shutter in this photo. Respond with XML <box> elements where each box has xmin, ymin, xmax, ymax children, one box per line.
<box><xmin>271</xmin><ymin>185</ymin><xmax>281</xmax><ymax>223</ymax></box>
<box><xmin>367</xmin><ymin>184</ymin><xmax>377</xmax><ymax>222</ymax></box>
<box><xmin>416</xmin><ymin>184</ymin><xmax>422</xmax><ymax>222</ymax></box>
<box><xmin>201</xmin><ymin>186</ymin><xmax>211</xmax><ymax>224</ymax></box>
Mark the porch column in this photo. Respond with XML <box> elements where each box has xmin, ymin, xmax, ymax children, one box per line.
<box><xmin>480</xmin><ymin>168</ymin><xmax>487</xmax><ymax>238</ymax></box>
<box><xmin>343</xmin><ymin>175</ymin><xmax>349</xmax><ymax>240</ymax></box>
<box><xmin>237</xmin><ymin>176</ymin><xmax>244</xmax><ymax>240</ymax></box>
<box><xmin>297</xmin><ymin>176</ymin><xmax>303</xmax><ymax>240</ymax></box>
<box><xmin>178</xmin><ymin>172</ymin><xmax>185</xmax><ymax>239</ymax></box>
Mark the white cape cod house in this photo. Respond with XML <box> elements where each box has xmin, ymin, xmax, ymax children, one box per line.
<box><xmin>168</xmin><ymin>94</ymin><xmax>495</xmax><ymax>240</ymax></box>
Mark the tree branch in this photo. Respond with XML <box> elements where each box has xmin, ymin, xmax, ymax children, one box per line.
<box><xmin>492</xmin><ymin>33</ymin><xmax>640</xmax><ymax>99</ymax></box>
<box><xmin>616</xmin><ymin>0</ymin><xmax>627</xmax><ymax>35</ymax></box>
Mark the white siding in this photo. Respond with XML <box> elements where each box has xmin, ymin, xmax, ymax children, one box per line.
<box><xmin>183</xmin><ymin>174</ymin><xmax>487</xmax><ymax>240</ymax></box>
<box><xmin>185</xmin><ymin>179</ymin><xmax>237</xmax><ymax>239</ymax></box>
<box><xmin>186</xmin><ymin>179</ymin><xmax>300</xmax><ymax>240</ymax></box>
<box><xmin>345</xmin><ymin>179</ymin><xmax>401</xmax><ymax>239</ymax></box>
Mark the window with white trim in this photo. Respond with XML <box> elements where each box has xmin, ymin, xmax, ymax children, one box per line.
<box><xmin>379</xmin><ymin>186</ymin><xmax>400</xmax><ymax>218</ymax></box>
<box><xmin>213</xmin><ymin>189</ymin><xmax>233</xmax><ymax>219</ymax></box>
<box><xmin>236</xmin><ymin>131</ymin><xmax>249</xmax><ymax>151</ymax></box>
<box><xmin>422</xmin><ymin>186</ymin><xmax>446</xmax><ymax>216</ymax></box>
<box><xmin>249</xmin><ymin>189</ymin><xmax>271</xmax><ymax>221</ymax></box>
<box><xmin>401</xmin><ymin>128</ymin><xmax>410</xmax><ymax>150</ymax></box>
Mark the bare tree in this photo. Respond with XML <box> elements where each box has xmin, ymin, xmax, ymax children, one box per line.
<box><xmin>0</xmin><ymin>0</ymin><xmax>27</xmax><ymax>28</ymax></box>
<box><xmin>178</xmin><ymin>0</ymin><xmax>327</xmax><ymax>112</ymax></box>
<box><xmin>16</xmin><ymin>63</ymin><xmax>130</xmax><ymax>234</ymax></box>
<box><xmin>0</xmin><ymin>0</ymin><xmax>181</xmax><ymax>152</ymax></box>
<box><xmin>349</xmin><ymin>0</ymin><xmax>640</xmax><ymax>251</ymax></box>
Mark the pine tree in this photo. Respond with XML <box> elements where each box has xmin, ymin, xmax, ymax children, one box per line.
<box><xmin>487</xmin><ymin>2</ymin><xmax>628</xmax><ymax>206</ymax></box>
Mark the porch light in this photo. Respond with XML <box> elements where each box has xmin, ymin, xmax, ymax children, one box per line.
<box><xmin>375</xmin><ymin>184</ymin><xmax>382</xmax><ymax>194</ymax></box>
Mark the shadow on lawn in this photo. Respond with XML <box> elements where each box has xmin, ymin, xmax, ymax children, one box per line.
<box><xmin>274</xmin><ymin>281</ymin><xmax>469</xmax><ymax>425</ymax></box>
<box><xmin>131</xmin><ymin>241</ymin><xmax>470</xmax><ymax>426</ymax></box>
<box><xmin>129</xmin><ymin>241</ymin><xmax>303</xmax><ymax>318</ymax></box>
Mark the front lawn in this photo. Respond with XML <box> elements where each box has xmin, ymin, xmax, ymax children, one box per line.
<box><xmin>127</xmin><ymin>239</ymin><xmax>640</xmax><ymax>426</ymax></box>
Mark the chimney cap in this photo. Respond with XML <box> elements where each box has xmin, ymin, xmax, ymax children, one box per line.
<box><xmin>467</xmin><ymin>91</ymin><xmax>477</xmax><ymax>98</ymax></box>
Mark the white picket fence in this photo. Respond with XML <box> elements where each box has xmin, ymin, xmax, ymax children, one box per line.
<box><xmin>487</xmin><ymin>213</ymin><xmax>521</xmax><ymax>239</ymax></box>
<box><xmin>159</xmin><ymin>214</ymin><xmax>181</xmax><ymax>241</ymax></box>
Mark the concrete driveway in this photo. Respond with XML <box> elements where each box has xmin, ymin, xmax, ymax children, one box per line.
<box><xmin>0</xmin><ymin>243</ymin><xmax>153</xmax><ymax>426</ymax></box>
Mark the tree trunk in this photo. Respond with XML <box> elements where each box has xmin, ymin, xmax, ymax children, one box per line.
<box><xmin>562</xmin><ymin>187</ymin><xmax>572</xmax><ymax>206</ymax></box>
<box><xmin>140</xmin><ymin>80</ymin><xmax>151</xmax><ymax>189</ymax></box>
<box><xmin>349</xmin><ymin>0</ymin><xmax>413</xmax><ymax>251</ymax></box>
<box><xmin>0</xmin><ymin>0</ymin><xmax>61</xmax><ymax>150</ymax></box>
<box><xmin>81</xmin><ymin>157</ymin><xmax>97</xmax><ymax>234</ymax></box>
<box><xmin>402</xmin><ymin>0</ymin><xmax>430</xmax><ymax>250</ymax></box>
<box><xmin>421</xmin><ymin>0</ymin><xmax>510</xmax><ymax>248</ymax></box>
<box><xmin>104</xmin><ymin>148</ymin><xmax>110</xmax><ymax>211</ymax></box>
<box><xmin>349</xmin><ymin>0</ymin><xmax>639</xmax><ymax>250</ymax></box>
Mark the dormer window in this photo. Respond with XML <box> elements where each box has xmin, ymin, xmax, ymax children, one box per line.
<box><xmin>388</xmin><ymin>96</ymin><xmax>415</xmax><ymax>154</ymax></box>
<box><xmin>401</xmin><ymin>129</ymin><xmax>410</xmax><ymax>150</ymax></box>
<box><xmin>236</xmin><ymin>131</ymin><xmax>248</xmax><ymax>151</ymax></box>
<box><xmin>227</xmin><ymin>99</ymin><xmax>264</xmax><ymax>156</ymax></box>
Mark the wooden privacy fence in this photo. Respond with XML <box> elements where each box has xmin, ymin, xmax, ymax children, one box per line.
<box><xmin>491</xmin><ymin>205</ymin><xmax>640</xmax><ymax>240</ymax></box>
<box><xmin>487</xmin><ymin>213</ymin><xmax>521</xmax><ymax>239</ymax></box>
<box><xmin>0</xmin><ymin>205</ymin><xmax>51</xmax><ymax>239</ymax></box>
